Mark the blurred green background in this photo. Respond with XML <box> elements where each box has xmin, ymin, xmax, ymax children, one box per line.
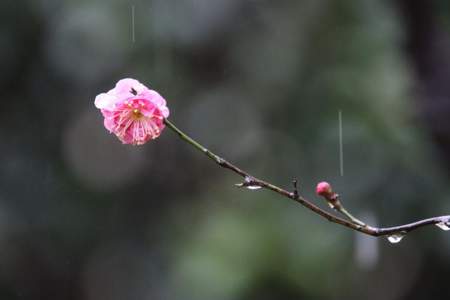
<box><xmin>1</xmin><ymin>0</ymin><xmax>450</xmax><ymax>299</ymax></box>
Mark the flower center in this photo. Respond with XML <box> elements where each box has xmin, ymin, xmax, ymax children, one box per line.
<box><xmin>132</xmin><ymin>109</ymin><xmax>143</xmax><ymax>119</ymax></box>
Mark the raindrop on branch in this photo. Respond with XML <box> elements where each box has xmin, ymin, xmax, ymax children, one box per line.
<box><xmin>235</xmin><ymin>176</ymin><xmax>262</xmax><ymax>190</ymax></box>
<box><xmin>436</xmin><ymin>222</ymin><xmax>450</xmax><ymax>231</ymax></box>
<box><xmin>246</xmin><ymin>185</ymin><xmax>262</xmax><ymax>190</ymax></box>
<box><xmin>387</xmin><ymin>233</ymin><xmax>404</xmax><ymax>244</ymax></box>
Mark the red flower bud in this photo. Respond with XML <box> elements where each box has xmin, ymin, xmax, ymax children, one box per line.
<box><xmin>316</xmin><ymin>181</ymin><xmax>332</xmax><ymax>197</ymax></box>
<box><xmin>316</xmin><ymin>181</ymin><xmax>341</xmax><ymax>209</ymax></box>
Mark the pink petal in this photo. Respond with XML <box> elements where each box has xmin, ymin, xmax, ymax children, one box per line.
<box><xmin>114</xmin><ymin>78</ymin><xmax>149</xmax><ymax>95</ymax></box>
<box><xmin>103</xmin><ymin>115</ymin><xmax>115</xmax><ymax>132</ymax></box>
<box><xmin>160</xmin><ymin>106</ymin><xmax>170</xmax><ymax>118</ymax></box>
<box><xmin>94</xmin><ymin>93</ymin><xmax>117</xmax><ymax>110</ymax></box>
<box><xmin>142</xmin><ymin>90</ymin><xmax>167</xmax><ymax>106</ymax></box>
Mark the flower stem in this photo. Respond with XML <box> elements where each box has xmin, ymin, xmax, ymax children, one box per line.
<box><xmin>163</xmin><ymin>118</ymin><xmax>222</xmax><ymax>163</ymax></box>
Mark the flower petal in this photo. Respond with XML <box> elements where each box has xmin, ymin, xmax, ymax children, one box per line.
<box><xmin>94</xmin><ymin>93</ymin><xmax>117</xmax><ymax>110</ymax></box>
<box><xmin>114</xmin><ymin>78</ymin><xmax>149</xmax><ymax>95</ymax></box>
<box><xmin>103</xmin><ymin>115</ymin><xmax>115</xmax><ymax>132</ymax></box>
<box><xmin>142</xmin><ymin>90</ymin><xmax>167</xmax><ymax>106</ymax></box>
<box><xmin>160</xmin><ymin>106</ymin><xmax>170</xmax><ymax>118</ymax></box>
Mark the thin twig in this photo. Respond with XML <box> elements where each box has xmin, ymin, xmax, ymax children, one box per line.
<box><xmin>164</xmin><ymin>118</ymin><xmax>450</xmax><ymax>238</ymax></box>
<box><xmin>337</xmin><ymin>206</ymin><xmax>366</xmax><ymax>227</ymax></box>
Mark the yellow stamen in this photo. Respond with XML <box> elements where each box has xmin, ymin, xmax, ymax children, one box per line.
<box><xmin>132</xmin><ymin>109</ymin><xmax>143</xmax><ymax>118</ymax></box>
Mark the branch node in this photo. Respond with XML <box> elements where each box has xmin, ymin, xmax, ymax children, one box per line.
<box><xmin>292</xmin><ymin>179</ymin><xmax>299</xmax><ymax>198</ymax></box>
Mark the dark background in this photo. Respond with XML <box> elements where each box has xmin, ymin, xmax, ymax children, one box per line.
<box><xmin>1</xmin><ymin>0</ymin><xmax>450</xmax><ymax>299</ymax></box>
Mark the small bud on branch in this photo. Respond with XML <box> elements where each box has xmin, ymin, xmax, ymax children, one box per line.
<box><xmin>316</xmin><ymin>181</ymin><xmax>342</xmax><ymax>209</ymax></box>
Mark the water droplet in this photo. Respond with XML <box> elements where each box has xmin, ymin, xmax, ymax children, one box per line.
<box><xmin>387</xmin><ymin>234</ymin><xmax>404</xmax><ymax>244</ymax></box>
<box><xmin>436</xmin><ymin>222</ymin><xmax>450</xmax><ymax>231</ymax></box>
<box><xmin>246</xmin><ymin>185</ymin><xmax>262</xmax><ymax>190</ymax></box>
<box><xmin>235</xmin><ymin>176</ymin><xmax>261</xmax><ymax>190</ymax></box>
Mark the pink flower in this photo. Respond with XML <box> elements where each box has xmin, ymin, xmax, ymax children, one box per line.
<box><xmin>94</xmin><ymin>78</ymin><xmax>169</xmax><ymax>145</ymax></box>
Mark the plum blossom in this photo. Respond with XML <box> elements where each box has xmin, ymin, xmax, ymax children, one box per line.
<box><xmin>94</xmin><ymin>78</ymin><xmax>169</xmax><ymax>145</ymax></box>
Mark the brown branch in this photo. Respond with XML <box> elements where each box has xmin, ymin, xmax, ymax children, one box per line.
<box><xmin>164</xmin><ymin>118</ymin><xmax>450</xmax><ymax>239</ymax></box>
<box><xmin>218</xmin><ymin>156</ymin><xmax>450</xmax><ymax>237</ymax></box>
